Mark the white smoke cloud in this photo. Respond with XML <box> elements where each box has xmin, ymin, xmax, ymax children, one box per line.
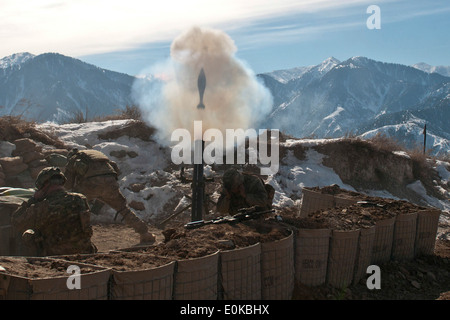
<box><xmin>132</xmin><ymin>26</ymin><xmax>273</xmax><ymax>145</ymax></box>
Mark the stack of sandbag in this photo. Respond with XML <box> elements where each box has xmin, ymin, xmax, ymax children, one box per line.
<box><xmin>0</xmin><ymin>138</ymin><xmax>68</xmax><ymax>189</ymax></box>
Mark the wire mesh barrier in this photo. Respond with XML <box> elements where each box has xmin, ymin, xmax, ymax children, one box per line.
<box><xmin>0</xmin><ymin>203</ymin><xmax>442</xmax><ymax>299</ymax></box>
<box><xmin>391</xmin><ymin>212</ymin><xmax>418</xmax><ymax>260</ymax></box>
<box><xmin>353</xmin><ymin>226</ymin><xmax>376</xmax><ymax>284</ymax></box>
<box><xmin>294</xmin><ymin>228</ymin><xmax>331</xmax><ymax>286</ymax></box>
<box><xmin>260</xmin><ymin>233</ymin><xmax>295</xmax><ymax>300</ymax></box>
<box><xmin>220</xmin><ymin>243</ymin><xmax>262</xmax><ymax>300</ymax></box>
<box><xmin>299</xmin><ymin>187</ymin><xmax>360</xmax><ymax>218</ymax></box>
<box><xmin>415</xmin><ymin>209</ymin><xmax>441</xmax><ymax>256</ymax></box>
<box><xmin>109</xmin><ymin>261</ymin><xmax>175</xmax><ymax>300</ymax></box>
<box><xmin>326</xmin><ymin>229</ymin><xmax>360</xmax><ymax>288</ymax></box>
<box><xmin>0</xmin><ymin>257</ymin><xmax>111</xmax><ymax>300</ymax></box>
<box><xmin>299</xmin><ymin>188</ymin><xmax>335</xmax><ymax>218</ymax></box>
<box><xmin>371</xmin><ymin>217</ymin><xmax>396</xmax><ymax>264</ymax></box>
<box><xmin>173</xmin><ymin>251</ymin><xmax>219</xmax><ymax>300</ymax></box>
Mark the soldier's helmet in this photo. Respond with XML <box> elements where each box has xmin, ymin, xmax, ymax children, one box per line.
<box><xmin>223</xmin><ymin>169</ymin><xmax>244</xmax><ymax>190</ymax></box>
<box><xmin>35</xmin><ymin>167</ymin><xmax>67</xmax><ymax>190</ymax></box>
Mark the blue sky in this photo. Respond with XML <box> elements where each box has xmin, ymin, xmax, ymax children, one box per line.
<box><xmin>2</xmin><ymin>0</ymin><xmax>450</xmax><ymax>76</ymax></box>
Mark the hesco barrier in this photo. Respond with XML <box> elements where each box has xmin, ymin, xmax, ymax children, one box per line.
<box><xmin>294</xmin><ymin>228</ymin><xmax>331</xmax><ymax>286</ymax></box>
<box><xmin>220</xmin><ymin>243</ymin><xmax>262</xmax><ymax>300</ymax></box>
<box><xmin>391</xmin><ymin>212</ymin><xmax>418</xmax><ymax>260</ymax></box>
<box><xmin>415</xmin><ymin>209</ymin><xmax>441</xmax><ymax>256</ymax></box>
<box><xmin>260</xmin><ymin>232</ymin><xmax>294</xmax><ymax>300</ymax></box>
<box><xmin>326</xmin><ymin>229</ymin><xmax>360</xmax><ymax>288</ymax></box>
<box><xmin>299</xmin><ymin>188</ymin><xmax>359</xmax><ymax>218</ymax></box>
<box><xmin>299</xmin><ymin>188</ymin><xmax>335</xmax><ymax>217</ymax></box>
<box><xmin>52</xmin><ymin>251</ymin><xmax>176</xmax><ymax>300</ymax></box>
<box><xmin>371</xmin><ymin>217</ymin><xmax>395</xmax><ymax>264</ymax></box>
<box><xmin>353</xmin><ymin>226</ymin><xmax>376</xmax><ymax>284</ymax></box>
<box><xmin>173</xmin><ymin>251</ymin><xmax>219</xmax><ymax>300</ymax></box>
<box><xmin>334</xmin><ymin>196</ymin><xmax>358</xmax><ymax>208</ymax></box>
<box><xmin>111</xmin><ymin>261</ymin><xmax>175</xmax><ymax>300</ymax></box>
<box><xmin>0</xmin><ymin>209</ymin><xmax>442</xmax><ymax>299</ymax></box>
<box><xmin>0</xmin><ymin>257</ymin><xmax>111</xmax><ymax>300</ymax></box>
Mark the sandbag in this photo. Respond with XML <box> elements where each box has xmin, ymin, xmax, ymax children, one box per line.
<box><xmin>45</xmin><ymin>153</ymin><xmax>68</xmax><ymax>167</ymax></box>
<box><xmin>0</xmin><ymin>157</ymin><xmax>28</xmax><ymax>177</ymax></box>
<box><xmin>21</xmin><ymin>151</ymin><xmax>44</xmax><ymax>164</ymax></box>
<box><xmin>12</xmin><ymin>138</ymin><xmax>41</xmax><ymax>156</ymax></box>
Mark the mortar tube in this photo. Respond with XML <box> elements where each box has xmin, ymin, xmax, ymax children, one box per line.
<box><xmin>191</xmin><ymin>140</ymin><xmax>205</xmax><ymax>222</ymax></box>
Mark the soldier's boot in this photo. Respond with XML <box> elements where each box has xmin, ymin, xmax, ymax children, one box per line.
<box><xmin>119</xmin><ymin>207</ymin><xmax>156</xmax><ymax>244</ymax></box>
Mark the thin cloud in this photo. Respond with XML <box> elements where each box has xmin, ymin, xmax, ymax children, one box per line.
<box><xmin>232</xmin><ymin>19</ymin><xmax>362</xmax><ymax>51</ymax></box>
<box><xmin>384</xmin><ymin>3</ymin><xmax>450</xmax><ymax>24</ymax></box>
<box><xmin>0</xmin><ymin>0</ymin><xmax>379</xmax><ymax>58</ymax></box>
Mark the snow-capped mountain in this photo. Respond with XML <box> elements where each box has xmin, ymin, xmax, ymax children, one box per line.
<box><xmin>0</xmin><ymin>52</ymin><xmax>35</xmax><ymax>70</ymax></box>
<box><xmin>412</xmin><ymin>62</ymin><xmax>450</xmax><ymax>77</ymax></box>
<box><xmin>0</xmin><ymin>52</ymin><xmax>135</xmax><ymax>122</ymax></box>
<box><xmin>267</xmin><ymin>57</ymin><xmax>341</xmax><ymax>84</ymax></box>
<box><xmin>0</xmin><ymin>52</ymin><xmax>449</xmax><ymax>156</ymax></box>
<box><xmin>259</xmin><ymin>56</ymin><xmax>450</xmax><ymax>156</ymax></box>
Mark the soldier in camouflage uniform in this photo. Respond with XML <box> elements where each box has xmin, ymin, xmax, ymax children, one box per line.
<box><xmin>216</xmin><ymin>168</ymin><xmax>274</xmax><ymax>215</ymax></box>
<box><xmin>11</xmin><ymin>167</ymin><xmax>97</xmax><ymax>256</ymax></box>
<box><xmin>64</xmin><ymin>148</ymin><xmax>155</xmax><ymax>244</ymax></box>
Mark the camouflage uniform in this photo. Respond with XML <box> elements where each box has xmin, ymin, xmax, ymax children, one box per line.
<box><xmin>64</xmin><ymin>149</ymin><xmax>154</xmax><ymax>242</ymax></box>
<box><xmin>216</xmin><ymin>169</ymin><xmax>274</xmax><ymax>215</ymax></box>
<box><xmin>11</xmin><ymin>168</ymin><xmax>96</xmax><ymax>256</ymax></box>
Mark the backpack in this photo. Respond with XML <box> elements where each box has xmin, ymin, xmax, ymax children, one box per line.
<box><xmin>243</xmin><ymin>172</ymin><xmax>275</xmax><ymax>200</ymax></box>
<box><xmin>70</xmin><ymin>150</ymin><xmax>112</xmax><ymax>178</ymax></box>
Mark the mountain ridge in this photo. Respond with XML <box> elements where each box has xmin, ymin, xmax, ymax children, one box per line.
<box><xmin>259</xmin><ymin>56</ymin><xmax>450</xmax><ymax>156</ymax></box>
<box><xmin>0</xmin><ymin>52</ymin><xmax>135</xmax><ymax>122</ymax></box>
<box><xmin>0</xmin><ymin>52</ymin><xmax>449</xmax><ymax>156</ymax></box>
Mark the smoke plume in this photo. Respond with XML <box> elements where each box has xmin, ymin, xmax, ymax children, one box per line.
<box><xmin>132</xmin><ymin>26</ymin><xmax>273</xmax><ymax>145</ymax></box>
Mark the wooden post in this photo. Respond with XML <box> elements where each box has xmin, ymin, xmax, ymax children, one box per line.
<box><xmin>423</xmin><ymin>123</ymin><xmax>427</xmax><ymax>155</ymax></box>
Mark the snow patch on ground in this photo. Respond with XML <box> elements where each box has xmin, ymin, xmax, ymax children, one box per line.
<box><xmin>37</xmin><ymin>120</ymin><xmax>450</xmax><ymax>227</ymax></box>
